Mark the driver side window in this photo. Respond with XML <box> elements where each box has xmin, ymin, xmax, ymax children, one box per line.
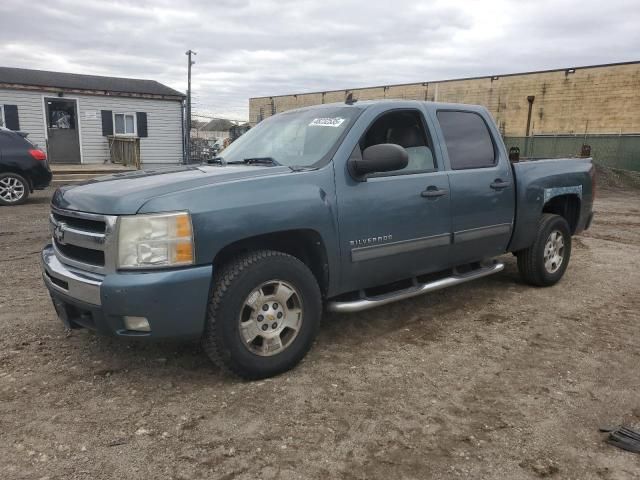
<box><xmin>360</xmin><ymin>110</ymin><xmax>436</xmax><ymax>174</ymax></box>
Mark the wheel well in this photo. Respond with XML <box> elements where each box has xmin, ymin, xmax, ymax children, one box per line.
<box><xmin>542</xmin><ymin>194</ymin><xmax>580</xmax><ymax>233</ymax></box>
<box><xmin>0</xmin><ymin>168</ymin><xmax>33</xmax><ymax>191</ymax></box>
<box><xmin>213</xmin><ymin>230</ymin><xmax>330</xmax><ymax>296</ymax></box>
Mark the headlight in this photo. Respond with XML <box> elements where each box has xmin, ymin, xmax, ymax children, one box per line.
<box><xmin>117</xmin><ymin>212</ymin><xmax>194</xmax><ymax>269</ymax></box>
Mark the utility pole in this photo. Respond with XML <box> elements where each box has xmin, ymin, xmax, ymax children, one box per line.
<box><xmin>185</xmin><ymin>49</ymin><xmax>196</xmax><ymax>162</ymax></box>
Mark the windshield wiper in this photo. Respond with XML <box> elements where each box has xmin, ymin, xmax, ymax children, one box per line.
<box><xmin>206</xmin><ymin>156</ymin><xmax>226</xmax><ymax>165</ymax></box>
<box><xmin>290</xmin><ymin>165</ymin><xmax>316</xmax><ymax>172</ymax></box>
<box><xmin>228</xmin><ymin>157</ymin><xmax>281</xmax><ymax>166</ymax></box>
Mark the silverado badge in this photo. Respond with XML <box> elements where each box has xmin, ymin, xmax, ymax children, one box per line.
<box><xmin>349</xmin><ymin>235</ymin><xmax>393</xmax><ymax>247</ymax></box>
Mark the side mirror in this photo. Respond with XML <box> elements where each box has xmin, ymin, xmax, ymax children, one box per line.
<box><xmin>350</xmin><ymin>143</ymin><xmax>408</xmax><ymax>178</ymax></box>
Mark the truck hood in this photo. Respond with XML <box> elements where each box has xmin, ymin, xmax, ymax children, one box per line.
<box><xmin>52</xmin><ymin>165</ymin><xmax>292</xmax><ymax>215</ymax></box>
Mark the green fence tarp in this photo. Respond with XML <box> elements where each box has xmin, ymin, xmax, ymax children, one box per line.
<box><xmin>504</xmin><ymin>135</ymin><xmax>640</xmax><ymax>171</ymax></box>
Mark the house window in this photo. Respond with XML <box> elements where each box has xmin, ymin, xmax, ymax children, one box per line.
<box><xmin>47</xmin><ymin>100</ymin><xmax>76</xmax><ymax>129</ymax></box>
<box><xmin>113</xmin><ymin>113</ymin><xmax>136</xmax><ymax>136</ymax></box>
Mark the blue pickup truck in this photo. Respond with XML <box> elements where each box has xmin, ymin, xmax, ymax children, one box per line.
<box><xmin>42</xmin><ymin>100</ymin><xmax>595</xmax><ymax>378</ymax></box>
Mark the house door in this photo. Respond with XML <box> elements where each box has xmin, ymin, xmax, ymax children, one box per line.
<box><xmin>45</xmin><ymin>98</ymin><xmax>81</xmax><ymax>164</ymax></box>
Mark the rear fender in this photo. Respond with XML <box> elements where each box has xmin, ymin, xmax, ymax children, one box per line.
<box><xmin>508</xmin><ymin>158</ymin><xmax>593</xmax><ymax>252</ymax></box>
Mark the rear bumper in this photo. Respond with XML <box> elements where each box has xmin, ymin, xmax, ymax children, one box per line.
<box><xmin>32</xmin><ymin>169</ymin><xmax>52</xmax><ymax>189</ymax></box>
<box><xmin>26</xmin><ymin>163</ymin><xmax>52</xmax><ymax>190</ymax></box>
<box><xmin>575</xmin><ymin>209</ymin><xmax>594</xmax><ymax>235</ymax></box>
<box><xmin>584</xmin><ymin>212</ymin><xmax>594</xmax><ymax>230</ymax></box>
<box><xmin>42</xmin><ymin>244</ymin><xmax>213</xmax><ymax>338</ymax></box>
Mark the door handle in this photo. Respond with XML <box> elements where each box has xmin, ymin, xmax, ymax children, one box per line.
<box><xmin>490</xmin><ymin>179</ymin><xmax>511</xmax><ymax>190</ymax></box>
<box><xmin>421</xmin><ymin>186</ymin><xmax>448</xmax><ymax>198</ymax></box>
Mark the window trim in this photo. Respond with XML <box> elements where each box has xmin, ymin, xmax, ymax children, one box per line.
<box><xmin>0</xmin><ymin>105</ymin><xmax>4</xmax><ymax>128</ymax></box>
<box><xmin>358</xmin><ymin>108</ymin><xmax>439</xmax><ymax>179</ymax></box>
<box><xmin>436</xmin><ymin>109</ymin><xmax>498</xmax><ymax>171</ymax></box>
<box><xmin>113</xmin><ymin>112</ymin><xmax>137</xmax><ymax>137</ymax></box>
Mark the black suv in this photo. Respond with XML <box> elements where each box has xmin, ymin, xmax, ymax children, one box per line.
<box><xmin>0</xmin><ymin>128</ymin><xmax>52</xmax><ymax>206</ymax></box>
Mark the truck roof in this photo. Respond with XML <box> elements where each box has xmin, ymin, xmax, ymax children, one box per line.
<box><xmin>282</xmin><ymin>99</ymin><xmax>487</xmax><ymax>114</ymax></box>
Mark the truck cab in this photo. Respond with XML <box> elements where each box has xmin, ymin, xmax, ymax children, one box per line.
<box><xmin>331</xmin><ymin>101</ymin><xmax>516</xmax><ymax>294</ymax></box>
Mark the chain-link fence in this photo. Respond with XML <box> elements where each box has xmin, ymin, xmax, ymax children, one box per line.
<box><xmin>504</xmin><ymin>135</ymin><xmax>640</xmax><ymax>171</ymax></box>
<box><xmin>188</xmin><ymin>137</ymin><xmax>220</xmax><ymax>164</ymax></box>
<box><xmin>186</xmin><ymin>115</ymin><xmax>251</xmax><ymax>164</ymax></box>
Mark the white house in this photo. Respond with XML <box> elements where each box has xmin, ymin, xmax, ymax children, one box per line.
<box><xmin>190</xmin><ymin>118</ymin><xmax>234</xmax><ymax>144</ymax></box>
<box><xmin>0</xmin><ymin>67</ymin><xmax>185</xmax><ymax>166</ymax></box>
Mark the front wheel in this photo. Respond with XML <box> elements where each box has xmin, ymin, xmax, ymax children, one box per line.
<box><xmin>0</xmin><ymin>173</ymin><xmax>30</xmax><ymax>206</ymax></box>
<box><xmin>517</xmin><ymin>213</ymin><xmax>572</xmax><ymax>286</ymax></box>
<box><xmin>202</xmin><ymin>250</ymin><xmax>322</xmax><ymax>379</ymax></box>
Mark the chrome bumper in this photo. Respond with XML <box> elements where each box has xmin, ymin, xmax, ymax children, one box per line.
<box><xmin>42</xmin><ymin>245</ymin><xmax>103</xmax><ymax>305</ymax></box>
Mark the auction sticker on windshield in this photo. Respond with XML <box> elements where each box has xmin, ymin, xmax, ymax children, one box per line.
<box><xmin>309</xmin><ymin>117</ymin><xmax>346</xmax><ymax>127</ymax></box>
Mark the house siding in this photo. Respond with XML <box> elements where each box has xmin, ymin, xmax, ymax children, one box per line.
<box><xmin>0</xmin><ymin>88</ymin><xmax>47</xmax><ymax>149</ymax></box>
<box><xmin>0</xmin><ymin>88</ymin><xmax>183</xmax><ymax>164</ymax></box>
<box><xmin>76</xmin><ymin>95</ymin><xmax>183</xmax><ymax>164</ymax></box>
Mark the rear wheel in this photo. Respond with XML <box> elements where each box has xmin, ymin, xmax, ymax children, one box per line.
<box><xmin>517</xmin><ymin>213</ymin><xmax>572</xmax><ymax>286</ymax></box>
<box><xmin>202</xmin><ymin>250</ymin><xmax>322</xmax><ymax>379</ymax></box>
<box><xmin>0</xmin><ymin>173</ymin><xmax>29</xmax><ymax>206</ymax></box>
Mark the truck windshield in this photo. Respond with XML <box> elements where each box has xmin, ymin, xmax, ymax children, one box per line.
<box><xmin>220</xmin><ymin>106</ymin><xmax>361</xmax><ymax>168</ymax></box>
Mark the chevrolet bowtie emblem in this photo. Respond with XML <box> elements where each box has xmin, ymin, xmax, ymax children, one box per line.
<box><xmin>53</xmin><ymin>223</ymin><xmax>66</xmax><ymax>244</ymax></box>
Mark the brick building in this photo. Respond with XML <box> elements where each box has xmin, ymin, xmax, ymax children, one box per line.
<box><xmin>249</xmin><ymin>61</ymin><xmax>640</xmax><ymax>137</ymax></box>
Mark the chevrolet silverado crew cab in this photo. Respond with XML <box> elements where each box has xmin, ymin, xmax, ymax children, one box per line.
<box><xmin>42</xmin><ymin>100</ymin><xmax>595</xmax><ymax>379</ymax></box>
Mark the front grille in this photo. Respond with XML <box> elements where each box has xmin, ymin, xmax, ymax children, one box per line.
<box><xmin>52</xmin><ymin>211</ymin><xmax>106</xmax><ymax>233</ymax></box>
<box><xmin>54</xmin><ymin>239</ymin><xmax>105</xmax><ymax>266</ymax></box>
<box><xmin>50</xmin><ymin>206</ymin><xmax>117</xmax><ymax>273</ymax></box>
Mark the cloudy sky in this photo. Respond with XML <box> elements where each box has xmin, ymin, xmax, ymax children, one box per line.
<box><xmin>1</xmin><ymin>0</ymin><xmax>638</xmax><ymax>120</ymax></box>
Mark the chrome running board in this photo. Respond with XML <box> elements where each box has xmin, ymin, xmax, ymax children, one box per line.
<box><xmin>326</xmin><ymin>261</ymin><xmax>504</xmax><ymax>313</ymax></box>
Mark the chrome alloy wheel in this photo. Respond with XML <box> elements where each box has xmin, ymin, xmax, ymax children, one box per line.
<box><xmin>543</xmin><ymin>230</ymin><xmax>565</xmax><ymax>274</ymax></box>
<box><xmin>0</xmin><ymin>175</ymin><xmax>26</xmax><ymax>203</ymax></box>
<box><xmin>238</xmin><ymin>280</ymin><xmax>304</xmax><ymax>356</ymax></box>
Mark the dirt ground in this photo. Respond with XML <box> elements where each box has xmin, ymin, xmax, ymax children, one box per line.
<box><xmin>1</xmin><ymin>182</ymin><xmax>639</xmax><ymax>480</ymax></box>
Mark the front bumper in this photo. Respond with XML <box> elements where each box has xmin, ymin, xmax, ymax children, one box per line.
<box><xmin>42</xmin><ymin>244</ymin><xmax>213</xmax><ymax>338</ymax></box>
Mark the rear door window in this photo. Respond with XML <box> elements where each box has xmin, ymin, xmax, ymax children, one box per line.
<box><xmin>437</xmin><ymin>111</ymin><xmax>495</xmax><ymax>170</ymax></box>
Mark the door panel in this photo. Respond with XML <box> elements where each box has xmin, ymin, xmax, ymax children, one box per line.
<box><xmin>434</xmin><ymin>109</ymin><xmax>516</xmax><ymax>264</ymax></box>
<box><xmin>335</xmin><ymin>107</ymin><xmax>454</xmax><ymax>293</ymax></box>
<box><xmin>336</xmin><ymin>169</ymin><xmax>451</xmax><ymax>292</ymax></box>
<box><xmin>45</xmin><ymin>99</ymin><xmax>81</xmax><ymax>164</ymax></box>
<box><xmin>448</xmin><ymin>166</ymin><xmax>515</xmax><ymax>263</ymax></box>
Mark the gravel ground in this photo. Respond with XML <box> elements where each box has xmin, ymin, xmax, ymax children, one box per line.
<box><xmin>1</xmin><ymin>186</ymin><xmax>639</xmax><ymax>480</ymax></box>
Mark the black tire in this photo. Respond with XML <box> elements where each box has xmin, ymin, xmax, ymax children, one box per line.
<box><xmin>202</xmin><ymin>250</ymin><xmax>322</xmax><ymax>379</ymax></box>
<box><xmin>517</xmin><ymin>213</ymin><xmax>572</xmax><ymax>286</ymax></box>
<box><xmin>0</xmin><ymin>172</ymin><xmax>30</xmax><ymax>206</ymax></box>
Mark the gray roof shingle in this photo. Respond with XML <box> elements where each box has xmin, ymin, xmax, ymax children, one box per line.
<box><xmin>0</xmin><ymin>66</ymin><xmax>185</xmax><ymax>97</ymax></box>
<box><xmin>202</xmin><ymin>118</ymin><xmax>235</xmax><ymax>131</ymax></box>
